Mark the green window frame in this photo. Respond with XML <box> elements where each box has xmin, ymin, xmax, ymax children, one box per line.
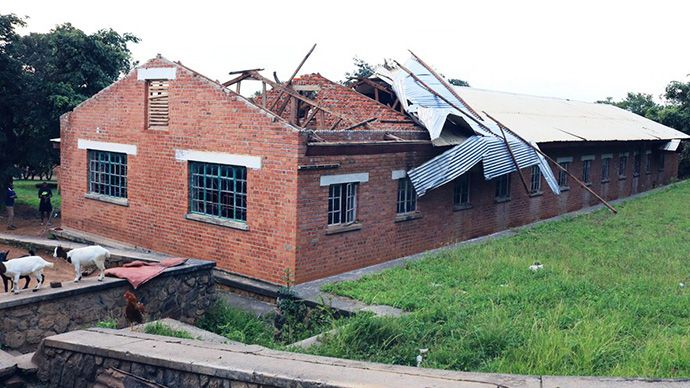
<box><xmin>88</xmin><ymin>150</ymin><xmax>128</xmax><ymax>198</ymax></box>
<box><xmin>190</xmin><ymin>162</ymin><xmax>247</xmax><ymax>222</ymax></box>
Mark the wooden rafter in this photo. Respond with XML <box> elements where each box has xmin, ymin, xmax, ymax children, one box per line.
<box><xmin>247</xmin><ymin>71</ymin><xmax>377</xmax><ymax>131</ymax></box>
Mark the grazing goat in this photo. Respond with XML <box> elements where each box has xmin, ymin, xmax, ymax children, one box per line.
<box><xmin>0</xmin><ymin>255</ymin><xmax>54</xmax><ymax>294</ymax></box>
<box><xmin>53</xmin><ymin>245</ymin><xmax>110</xmax><ymax>282</ymax></box>
<box><xmin>1</xmin><ymin>250</ymin><xmax>35</xmax><ymax>292</ymax></box>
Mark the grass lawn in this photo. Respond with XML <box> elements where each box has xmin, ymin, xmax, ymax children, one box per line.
<box><xmin>316</xmin><ymin>181</ymin><xmax>690</xmax><ymax>378</ymax></box>
<box><xmin>13</xmin><ymin>179</ymin><xmax>61</xmax><ymax>210</ymax></box>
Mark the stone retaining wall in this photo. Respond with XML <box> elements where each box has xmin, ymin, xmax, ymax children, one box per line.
<box><xmin>0</xmin><ymin>259</ymin><xmax>216</xmax><ymax>353</ymax></box>
<box><xmin>33</xmin><ymin>329</ymin><xmax>690</xmax><ymax>388</ymax></box>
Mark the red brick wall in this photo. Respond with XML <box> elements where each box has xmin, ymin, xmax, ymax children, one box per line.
<box><xmin>61</xmin><ymin>60</ymin><xmax>681</xmax><ymax>285</ymax></box>
<box><xmin>293</xmin><ymin>139</ymin><xmax>678</xmax><ymax>283</ymax></box>
<box><xmin>60</xmin><ymin>57</ymin><xmax>300</xmax><ymax>284</ymax></box>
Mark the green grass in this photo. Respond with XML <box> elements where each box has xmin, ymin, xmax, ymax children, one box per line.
<box><xmin>144</xmin><ymin>322</ymin><xmax>194</xmax><ymax>339</ymax></box>
<box><xmin>199</xmin><ymin>300</ymin><xmax>277</xmax><ymax>348</ymax></box>
<box><xmin>13</xmin><ymin>179</ymin><xmax>61</xmax><ymax>210</ymax></box>
<box><xmin>317</xmin><ymin>181</ymin><xmax>690</xmax><ymax>378</ymax></box>
<box><xmin>95</xmin><ymin>319</ymin><xmax>118</xmax><ymax>329</ymax></box>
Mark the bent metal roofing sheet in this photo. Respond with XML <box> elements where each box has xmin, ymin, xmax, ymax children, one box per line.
<box><xmin>455</xmin><ymin>88</ymin><xmax>690</xmax><ymax>143</ymax></box>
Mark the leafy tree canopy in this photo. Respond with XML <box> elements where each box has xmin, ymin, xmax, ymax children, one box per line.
<box><xmin>342</xmin><ymin>57</ymin><xmax>470</xmax><ymax>88</ymax></box>
<box><xmin>0</xmin><ymin>14</ymin><xmax>138</xmax><ymax>190</ymax></box>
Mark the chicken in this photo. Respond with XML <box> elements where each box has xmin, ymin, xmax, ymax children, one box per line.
<box><xmin>124</xmin><ymin>291</ymin><xmax>146</xmax><ymax>329</ymax></box>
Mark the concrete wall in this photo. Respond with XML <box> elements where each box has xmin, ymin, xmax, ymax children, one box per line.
<box><xmin>0</xmin><ymin>259</ymin><xmax>215</xmax><ymax>353</ymax></box>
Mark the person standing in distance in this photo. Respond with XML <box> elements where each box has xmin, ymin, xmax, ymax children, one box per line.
<box><xmin>38</xmin><ymin>182</ymin><xmax>53</xmax><ymax>226</ymax></box>
<box><xmin>5</xmin><ymin>181</ymin><xmax>17</xmax><ymax>230</ymax></box>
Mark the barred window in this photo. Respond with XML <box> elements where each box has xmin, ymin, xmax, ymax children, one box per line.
<box><xmin>601</xmin><ymin>157</ymin><xmax>610</xmax><ymax>182</ymax></box>
<box><xmin>582</xmin><ymin>160</ymin><xmax>592</xmax><ymax>184</ymax></box>
<box><xmin>88</xmin><ymin>150</ymin><xmax>127</xmax><ymax>198</ymax></box>
<box><xmin>495</xmin><ymin>174</ymin><xmax>510</xmax><ymax>199</ymax></box>
<box><xmin>397</xmin><ymin>178</ymin><xmax>417</xmax><ymax>214</ymax></box>
<box><xmin>190</xmin><ymin>162</ymin><xmax>246</xmax><ymax>222</ymax></box>
<box><xmin>328</xmin><ymin>182</ymin><xmax>357</xmax><ymax>226</ymax></box>
<box><xmin>557</xmin><ymin>162</ymin><xmax>569</xmax><ymax>188</ymax></box>
<box><xmin>530</xmin><ymin>166</ymin><xmax>541</xmax><ymax>193</ymax></box>
<box><xmin>453</xmin><ymin>173</ymin><xmax>471</xmax><ymax>206</ymax></box>
<box><xmin>148</xmin><ymin>79</ymin><xmax>169</xmax><ymax>128</ymax></box>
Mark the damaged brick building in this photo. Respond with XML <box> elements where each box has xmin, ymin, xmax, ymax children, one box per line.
<box><xmin>58</xmin><ymin>54</ymin><xmax>689</xmax><ymax>284</ymax></box>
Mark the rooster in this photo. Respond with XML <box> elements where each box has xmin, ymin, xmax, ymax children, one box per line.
<box><xmin>124</xmin><ymin>291</ymin><xmax>146</xmax><ymax>330</ymax></box>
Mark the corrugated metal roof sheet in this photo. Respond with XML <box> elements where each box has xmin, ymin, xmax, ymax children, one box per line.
<box><xmin>455</xmin><ymin>88</ymin><xmax>690</xmax><ymax>143</ymax></box>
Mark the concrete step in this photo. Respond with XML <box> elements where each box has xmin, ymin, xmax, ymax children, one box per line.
<box><xmin>218</xmin><ymin>290</ymin><xmax>276</xmax><ymax>317</ymax></box>
<box><xmin>0</xmin><ymin>349</ymin><xmax>17</xmax><ymax>379</ymax></box>
<box><xmin>14</xmin><ymin>353</ymin><xmax>37</xmax><ymax>374</ymax></box>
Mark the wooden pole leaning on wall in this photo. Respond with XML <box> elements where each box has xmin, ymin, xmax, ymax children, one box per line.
<box><xmin>483</xmin><ymin>112</ymin><xmax>618</xmax><ymax>214</ymax></box>
<box><xmin>394</xmin><ymin>60</ymin><xmax>531</xmax><ymax>194</ymax></box>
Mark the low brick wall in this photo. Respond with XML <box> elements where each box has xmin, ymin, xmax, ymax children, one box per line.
<box><xmin>0</xmin><ymin>259</ymin><xmax>216</xmax><ymax>353</ymax></box>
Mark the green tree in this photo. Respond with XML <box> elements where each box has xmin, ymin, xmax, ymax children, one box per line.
<box><xmin>0</xmin><ymin>14</ymin><xmax>27</xmax><ymax>188</ymax></box>
<box><xmin>448</xmin><ymin>78</ymin><xmax>470</xmax><ymax>87</ymax></box>
<box><xmin>0</xmin><ymin>15</ymin><xmax>138</xmax><ymax>196</ymax></box>
<box><xmin>342</xmin><ymin>57</ymin><xmax>376</xmax><ymax>85</ymax></box>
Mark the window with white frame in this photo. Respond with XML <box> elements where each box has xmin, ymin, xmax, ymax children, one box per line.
<box><xmin>397</xmin><ymin>177</ymin><xmax>417</xmax><ymax>214</ymax></box>
<box><xmin>453</xmin><ymin>173</ymin><xmax>471</xmax><ymax>206</ymax></box>
<box><xmin>328</xmin><ymin>182</ymin><xmax>358</xmax><ymax>226</ymax></box>
<box><xmin>601</xmin><ymin>154</ymin><xmax>612</xmax><ymax>182</ymax></box>
<box><xmin>494</xmin><ymin>174</ymin><xmax>510</xmax><ymax>200</ymax></box>
<box><xmin>88</xmin><ymin>150</ymin><xmax>128</xmax><ymax>198</ymax></box>
<box><xmin>618</xmin><ymin>154</ymin><xmax>628</xmax><ymax>178</ymax></box>
<box><xmin>190</xmin><ymin>162</ymin><xmax>247</xmax><ymax>222</ymax></box>
<box><xmin>530</xmin><ymin>165</ymin><xmax>541</xmax><ymax>193</ymax></box>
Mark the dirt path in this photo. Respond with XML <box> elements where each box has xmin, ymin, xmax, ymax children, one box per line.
<box><xmin>0</xmin><ymin>205</ymin><xmax>104</xmax><ymax>293</ymax></box>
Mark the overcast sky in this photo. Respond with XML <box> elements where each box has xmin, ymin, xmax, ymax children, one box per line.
<box><xmin>6</xmin><ymin>0</ymin><xmax>690</xmax><ymax>103</ymax></box>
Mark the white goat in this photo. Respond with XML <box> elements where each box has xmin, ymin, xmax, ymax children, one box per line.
<box><xmin>0</xmin><ymin>256</ymin><xmax>55</xmax><ymax>294</ymax></box>
<box><xmin>53</xmin><ymin>245</ymin><xmax>110</xmax><ymax>282</ymax></box>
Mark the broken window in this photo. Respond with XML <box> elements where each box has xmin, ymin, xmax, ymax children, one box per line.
<box><xmin>633</xmin><ymin>152</ymin><xmax>641</xmax><ymax>176</ymax></box>
<box><xmin>557</xmin><ymin>161</ymin><xmax>570</xmax><ymax>188</ymax></box>
<box><xmin>328</xmin><ymin>182</ymin><xmax>357</xmax><ymax>226</ymax></box>
<box><xmin>147</xmin><ymin>79</ymin><xmax>169</xmax><ymax>128</ymax></box>
<box><xmin>618</xmin><ymin>154</ymin><xmax>627</xmax><ymax>179</ymax></box>
<box><xmin>453</xmin><ymin>173</ymin><xmax>471</xmax><ymax>207</ymax></box>
<box><xmin>601</xmin><ymin>156</ymin><xmax>611</xmax><ymax>182</ymax></box>
<box><xmin>88</xmin><ymin>150</ymin><xmax>127</xmax><ymax>198</ymax></box>
<box><xmin>494</xmin><ymin>174</ymin><xmax>511</xmax><ymax>200</ymax></box>
<box><xmin>397</xmin><ymin>178</ymin><xmax>417</xmax><ymax>214</ymax></box>
<box><xmin>530</xmin><ymin>166</ymin><xmax>541</xmax><ymax>194</ymax></box>
<box><xmin>190</xmin><ymin>162</ymin><xmax>247</xmax><ymax>222</ymax></box>
<box><xmin>582</xmin><ymin>160</ymin><xmax>592</xmax><ymax>185</ymax></box>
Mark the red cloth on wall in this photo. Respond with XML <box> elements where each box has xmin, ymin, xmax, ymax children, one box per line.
<box><xmin>105</xmin><ymin>258</ymin><xmax>188</xmax><ymax>289</ymax></box>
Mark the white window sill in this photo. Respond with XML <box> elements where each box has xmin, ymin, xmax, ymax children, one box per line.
<box><xmin>529</xmin><ymin>191</ymin><xmax>543</xmax><ymax>198</ymax></box>
<box><xmin>325</xmin><ymin>223</ymin><xmax>362</xmax><ymax>235</ymax></box>
<box><xmin>84</xmin><ymin>193</ymin><xmax>129</xmax><ymax>207</ymax></box>
<box><xmin>395</xmin><ymin>212</ymin><xmax>423</xmax><ymax>223</ymax></box>
<box><xmin>185</xmin><ymin>213</ymin><xmax>249</xmax><ymax>231</ymax></box>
